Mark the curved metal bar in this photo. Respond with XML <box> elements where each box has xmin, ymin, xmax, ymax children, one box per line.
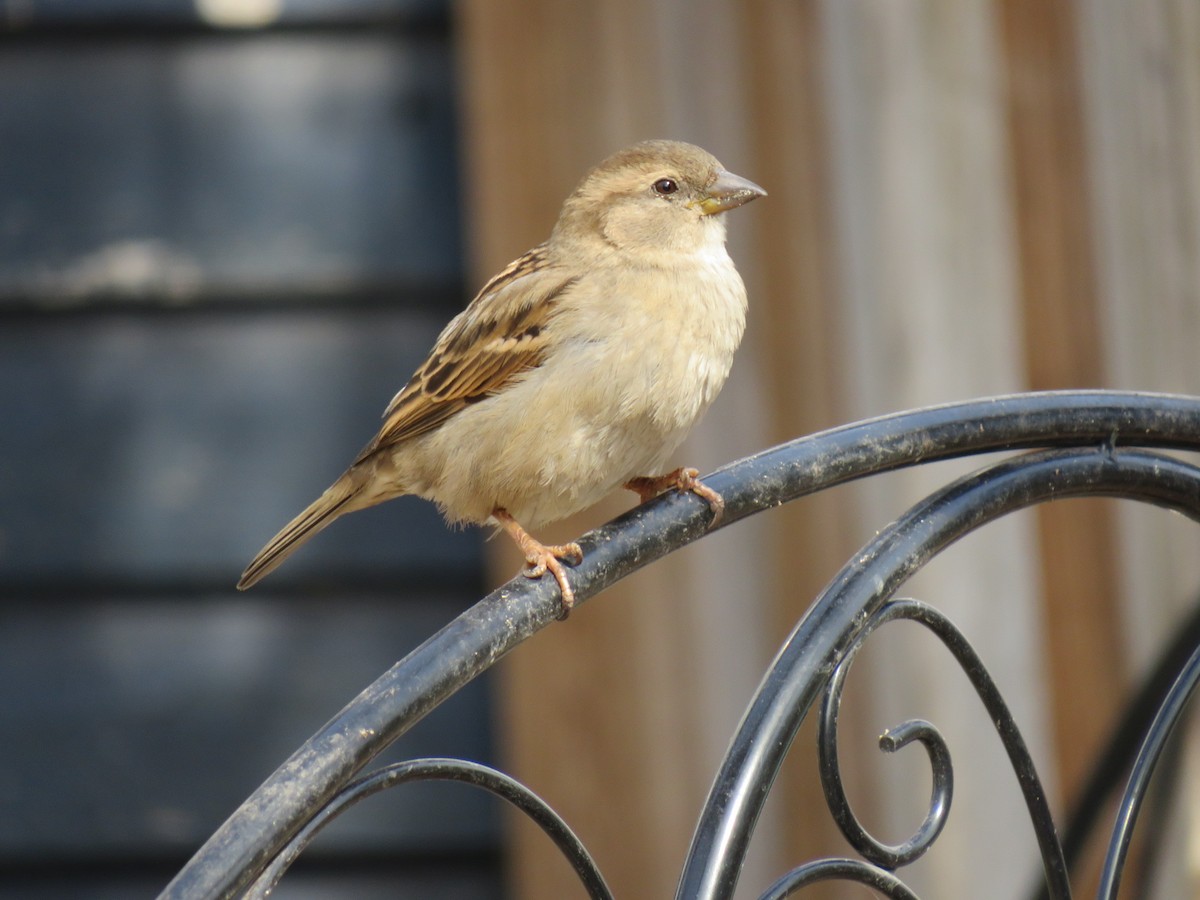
<box><xmin>676</xmin><ymin>447</ymin><xmax>1200</xmax><ymax>900</ymax></box>
<box><xmin>818</xmin><ymin>613</ymin><xmax>953</xmax><ymax>869</ymax></box>
<box><xmin>1128</xmin><ymin>720</ymin><xmax>1188</xmax><ymax>898</ymax></box>
<box><xmin>1032</xmin><ymin>592</ymin><xmax>1200</xmax><ymax>900</ymax></box>
<box><xmin>880</xmin><ymin>601</ymin><xmax>1067</xmax><ymax>895</ymax></box>
<box><xmin>818</xmin><ymin>596</ymin><xmax>1067</xmax><ymax>891</ymax></box>
<box><xmin>244</xmin><ymin>757</ymin><xmax>612</xmax><ymax>900</ymax></box>
<box><xmin>1096</xmin><ymin>641</ymin><xmax>1200</xmax><ymax>898</ymax></box>
<box><xmin>163</xmin><ymin>392</ymin><xmax>1200</xmax><ymax>899</ymax></box>
<box><xmin>757</xmin><ymin>857</ymin><xmax>922</xmax><ymax>899</ymax></box>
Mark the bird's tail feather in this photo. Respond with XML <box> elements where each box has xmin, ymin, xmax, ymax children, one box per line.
<box><xmin>237</xmin><ymin>470</ymin><xmax>366</xmax><ymax>590</ymax></box>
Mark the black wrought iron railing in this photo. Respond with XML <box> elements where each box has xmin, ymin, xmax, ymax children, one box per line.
<box><xmin>160</xmin><ymin>390</ymin><xmax>1200</xmax><ymax>899</ymax></box>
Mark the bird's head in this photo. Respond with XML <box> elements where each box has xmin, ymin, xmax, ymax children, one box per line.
<box><xmin>553</xmin><ymin>139</ymin><xmax>766</xmax><ymax>259</ymax></box>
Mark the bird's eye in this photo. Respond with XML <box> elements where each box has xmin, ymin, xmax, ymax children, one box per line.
<box><xmin>652</xmin><ymin>178</ymin><xmax>679</xmax><ymax>196</ymax></box>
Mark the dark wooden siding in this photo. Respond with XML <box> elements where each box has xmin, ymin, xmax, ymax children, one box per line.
<box><xmin>0</xmin><ymin>3</ymin><xmax>500</xmax><ymax>896</ymax></box>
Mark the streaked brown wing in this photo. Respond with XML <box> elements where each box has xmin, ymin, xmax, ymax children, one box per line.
<box><xmin>356</xmin><ymin>243</ymin><xmax>576</xmax><ymax>461</ymax></box>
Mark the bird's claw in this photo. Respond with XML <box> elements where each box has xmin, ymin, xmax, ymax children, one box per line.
<box><xmin>678</xmin><ymin>468</ymin><xmax>725</xmax><ymax>528</ymax></box>
<box><xmin>625</xmin><ymin>466</ymin><xmax>725</xmax><ymax>528</ymax></box>
<box><xmin>521</xmin><ymin>541</ymin><xmax>582</xmax><ymax>617</ymax></box>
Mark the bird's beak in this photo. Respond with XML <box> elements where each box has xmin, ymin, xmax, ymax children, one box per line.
<box><xmin>693</xmin><ymin>169</ymin><xmax>767</xmax><ymax>215</ymax></box>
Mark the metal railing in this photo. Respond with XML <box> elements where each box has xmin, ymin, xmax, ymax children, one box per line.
<box><xmin>161</xmin><ymin>390</ymin><xmax>1200</xmax><ymax>899</ymax></box>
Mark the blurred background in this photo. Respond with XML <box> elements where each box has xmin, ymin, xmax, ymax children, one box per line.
<box><xmin>2</xmin><ymin>0</ymin><xmax>1199</xmax><ymax>898</ymax></box>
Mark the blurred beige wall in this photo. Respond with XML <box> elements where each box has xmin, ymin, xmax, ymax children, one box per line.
<box><xmin>457</xmin><ymin>1</ymin><xmax>1200</xmax><ymax>897</ymax></box>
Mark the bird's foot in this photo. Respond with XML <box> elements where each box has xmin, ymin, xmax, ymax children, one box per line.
<box><xmin>493</xmin><ymin>507</ymin><xmax>582</xmax><ymax>617</ymax></box>
<box><xmin>624</xmin><ymin>466</ymin><xmax>725</xmax><ymax>528</ymax></box>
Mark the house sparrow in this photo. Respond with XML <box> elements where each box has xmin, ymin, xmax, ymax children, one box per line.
<box><xmin>238</xmin><ymin>139</ymin><xmax>764</xmax><ymax>612</ymax></box>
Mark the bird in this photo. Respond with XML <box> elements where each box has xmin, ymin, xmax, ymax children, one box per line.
<box><xmin>237</xmin><ymin>139</ymin><xmax>765</xmax><ymax>613</ymax></box>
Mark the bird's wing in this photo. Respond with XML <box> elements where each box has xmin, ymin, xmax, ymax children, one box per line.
<box><xmin>357</xmin><ymin>243</ymin><xmax>577</xmax><ymax>461</ymax></box>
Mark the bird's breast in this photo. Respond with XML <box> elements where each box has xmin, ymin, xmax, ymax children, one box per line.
<box><xmin>598</xmin><ymin>250</ymin><xmax>747</xmax><ymax>429</ymax></box>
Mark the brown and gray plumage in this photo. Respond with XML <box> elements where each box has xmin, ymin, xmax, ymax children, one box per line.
<box><xmin>238</xmin><ymin>140</ymin><xmax>765</xmax><ymax>611</ymax></box>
